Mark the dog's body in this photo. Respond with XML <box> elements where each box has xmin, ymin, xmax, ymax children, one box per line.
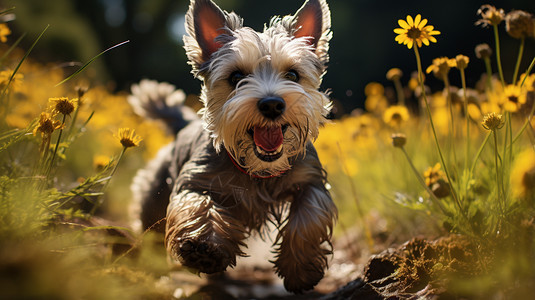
<box><xmin>130</xmin><ymin>0</ymin><xmax>337</xmax><ymax>292</ymax></box>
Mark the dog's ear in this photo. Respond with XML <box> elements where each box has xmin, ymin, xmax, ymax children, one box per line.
<box><xmin>292</xmin><ymin>0</ymin><xmax>331</xmax><ymax>62</ymax></box>
<box><xmin>184</xmin><ymin>0</ymin><xmax>235</xmax><ymax>72</ymax></box>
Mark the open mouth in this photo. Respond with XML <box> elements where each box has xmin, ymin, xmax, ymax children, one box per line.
<box><xmin>249</xmin><ymin>125</ymin><xmax>288</xmax><ymax>162</ymax></box>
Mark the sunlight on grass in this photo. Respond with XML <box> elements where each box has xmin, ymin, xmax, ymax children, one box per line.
<box><xmin>316</xmin><ymin>6</ymin><xmax>535</xmax><ymax>297</ymax></box>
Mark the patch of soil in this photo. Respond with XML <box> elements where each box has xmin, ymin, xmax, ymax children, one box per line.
<box><xmin>323</xmin><ymin>235</ymin><xmax>485</xmax><ymax>299</ymax></box>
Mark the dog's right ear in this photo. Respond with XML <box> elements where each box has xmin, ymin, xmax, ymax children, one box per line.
<box><xmin>184</xmin><ymin>0</ymin><xmax>232</xmax><ymax>72</ymax></box>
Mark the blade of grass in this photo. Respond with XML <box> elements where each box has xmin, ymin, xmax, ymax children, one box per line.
<box><xmin>55</xmin><ymin>40</ymin><xmax>130</xmax><ymax>87</ymax></box>
<box><xmin>0</xmin><ymin>7</ymin><xmax>15</xmax><ymax>16</ymax></box>
<box><xmin>0</xmin><ymin>119</ymin><xmax>37</xmax><ymax>152</ymax></box>
<box><xmin>1</xmin><ymin>25</ymin><xmax>49</xmax><ymax>99</ymax></box>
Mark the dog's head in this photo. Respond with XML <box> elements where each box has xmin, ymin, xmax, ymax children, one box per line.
<box><xmin>184</xmin><ymin>0</ymin><xmax>332</xmax><ymax>177</ymax></box>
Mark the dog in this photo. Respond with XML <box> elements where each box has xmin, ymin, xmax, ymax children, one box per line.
<box><xmin>129</xmin><ymin>0</ymin><xmax>337</xmax><ymax>293</ymax></box>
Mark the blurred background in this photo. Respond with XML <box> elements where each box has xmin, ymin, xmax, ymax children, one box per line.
<box><xmin>1</xmin><ymin>0</ymin><xmax>534</xmax><ymax>114</ymax></box>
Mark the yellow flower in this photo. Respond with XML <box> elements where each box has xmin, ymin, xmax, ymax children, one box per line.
<box><xmin>386</xmin><ymin>68</ymin><xmax>403</xmax><ymax>81</ymax></box>
<box><xmin>423</xmin><ymin>163</ymin><xmax>450</xmax><ymax>198</ymax></box>
<box><xmin>0</xmin><ymin>23</ymin><xmax>11</xmax><ymax>43</ymax></box>
<box><xmin>93</xmin><ymin>155</ymin><xmax>111</xmax><ymax>171</ymax></box>
<box><xmin>454</xmin><ymin>55</ymin><xmax>470</xmax><ymax>70</ymax></box>
<box><xmin>115</xmin><ymin>128</ymin><xmax>142</xmax><ymax>148</ymax></box>
<box><xmin>49</xmin><ymin>97</ymin><xmax>76</xmax><ymax>116</ymax></box>
<box><xmin>510</xmin><ymin>149</ymin><xmax>535</xmax><ymax>200</ymax></box>
<box><xmin>482</xmin><ymin>112</ymin><xmax>504</xmax><ymax>131</ymax></box>
<box><xmin>426</xmin><ymin>57</ymin><xmax>456</xmax><ymax>79</ymax></box>
<box><xmin>33</xmin><ymin>111</ymin><xmax>63</xmax><ymax>155</ymax></box>
<box><xmin>364</xmin><ymin>82</ymin><xmax>384</xmax><ymax>96</ymax></box>
<box><xmin>33</xmin><ymin>112</ymin><xmax>63</xmax><ymax>136</ymax></box>
<box><xmin>408</xmin><ymin>77</ymin><xmax>419</xmax><ymax>91</ymax></box>
<box><xmin>394</xmin><ymin>14</ymin><xmax>440</xmax><ymax>49</ymax></box>
<box><xmin>364</xmin><ymin>82</ymin><xmax>387</xmax><ymax>114</ymax></box>
<box><xmin>383</xmin><ymin>105</ymin><xmax>410</xmax><ymax>127</ymax></box>
<box><xmin>518</xmin><ymin>73</ymin><xmax>535</xmax><ymax>91</ymax></box>
<box><xmin>502</xmin><ymin>84</ymin><xmax>527</xmax><ymax>112</ymax></box>
<box><xmin>476</xmin><ymin>5</ymin><xmax>505</xmax><ymax>27</ymax></box>
<box><xmin>467</xmin><ymin>103</ymin><xmax>482</xmax><ymax>121</ymax></box>
<box><xmin>424</xmin><ymin>163</ymin><xmax>445</xmax><ymax>187</ymax></box>
<box><xmin>0</xmin><ymin>69</ymin><xmax>24</xmax><ymax>90</ymax></box>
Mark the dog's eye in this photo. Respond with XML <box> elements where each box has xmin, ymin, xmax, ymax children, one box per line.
<box><xmin>284</xmin><ymin>70</ymin><xmax>299</xmax><ymax>82</ymax></box>
<box><xmin>229</xmin><ymin>71</ymin><xmax>246</xmax><ymax>87</ymax></box>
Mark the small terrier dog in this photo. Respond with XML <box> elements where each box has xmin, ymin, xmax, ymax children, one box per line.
<box><xmin>130</xmin><ymin>0</ymin><xmax>337</xmax><ymax>293</ymax></box>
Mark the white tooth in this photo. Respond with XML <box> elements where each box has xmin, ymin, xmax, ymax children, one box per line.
<box><xmin>256</xmin><ymin>145</ymin><xmax>266</xmax><ymax>155</ymax></box>
<box><xmin>256</xmin><ymin>144</ymin><xmax>283</xmax><ymax>156</ymax></box>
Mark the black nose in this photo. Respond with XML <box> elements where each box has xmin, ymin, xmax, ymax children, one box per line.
<box><xmin>257</xmin><ymin>97</ymin><xmax>286</xmax><ymax>119</ymax></box>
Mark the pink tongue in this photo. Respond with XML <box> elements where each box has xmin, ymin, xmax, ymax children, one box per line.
<box><xmin>254</xmin><ymin>126</ymin><xmax>283</xmax><ymax>152</ymax></box>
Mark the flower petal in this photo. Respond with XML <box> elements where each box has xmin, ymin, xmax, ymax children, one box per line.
<box><xmin>407</xmin><ymin>15</ymin><xmax>414</xmax><ymax>27</ymax></box>
<box><xmin>418</xmin><ymin>18</ymin><xmax>428</xmax><ymax>29</ymax></box>
<box><xmin>416</xmin><ymin>39</ymin><xmax>422</xmax><ymax>48</ymax></box>
<box><xmin>414</xmin><ymin>14</ymin><xmax>421</xmax><ymax>27</ymax></box>
<box><xmin>398</xmin><ymin>19</ymin><xmax>409</xmax><ymax>29</ymax></box>
<box><xmin>394</xmin><ymin>28</ymin><xmax>406</xmax><ymax>34</ymax></box>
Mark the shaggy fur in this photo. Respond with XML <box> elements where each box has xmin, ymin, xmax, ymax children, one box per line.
<box><xmin>130</xmin><ymin>0</ymin><xmax>337</xmax><ymax>293</ymax></box>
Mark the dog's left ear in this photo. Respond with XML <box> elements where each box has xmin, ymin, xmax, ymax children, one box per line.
<box><xmin>292</xmin><ymin>0</ymin><xmax>331</xmax><ymax>62</ymax></box>
<box><xmin>184</xmin><ymin>0</ymin><xmax>241</xmax><ymax>76</ymax></box>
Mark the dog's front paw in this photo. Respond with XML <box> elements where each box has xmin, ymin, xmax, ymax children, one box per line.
<box><xmin>172</xmin><ymin>237</ymin><xmax>232</xmax><ymax>274</ymax></box>
<box><xmin>280</xmin><ymin>267</ymin><xmax>324</xmax><ymax>293</ymax></box>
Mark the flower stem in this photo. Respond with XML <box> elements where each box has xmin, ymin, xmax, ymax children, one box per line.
<box><xmin>512</xmin><ymin>99</ymin><xmax>535</xmax><ymax>144</ymax></box>
<box><xmin>484</xmin><ymin>57</ymin><xmax>493</xmax><ymax>91</ymax></box>
<box><xmin>519</xmin><ymin>55</ymin><xmax>535</xmax><ymax>89</ymax></box>
<box><xmin>493</xmin><ymin>24</ymin><xmax>506</xmax><ymax>87</ymax></box>
<box><xmin>45</xmin><ymin>114</ymin><xmax>67</xmax><ymax>181</ymax></box>
<box><xmin>413</xmin><ymin>46</ymin><xmax>463</xmax><ymax>214</ymax></box>
<box><xmin>90</xmin><ymin>147</ymin><xmax>127</xmax><ymax>215</ymax></box>
<box><xmin>394</xmin><ymin>78</ymin><xmax>405</xmax><ymax>105</ymax></box>
<box><xmin>460</xmin><ymin>68</ymin><xmax>469</xmax><ymax>172</ymax></box>
<box><xmin>501</xmin><ymin>113</ymin><xmax>512</xmax><ymax>194</ymax></box>
<box><xmin>492</xmin><ymin>129</ymin><xmax>504</xmax><ymax>214</ymax></box>
<box><xmin>400</xmin><ymin>147</ymin><xmax>448</xmax><ymax>215</ymax></box>
<box><xmin>512</xmin><ymin>37</ymin><xmax>525</xmax><ymax>86</ymax></box>
<box><xmin>470</xmin><ymin>131</ymin><xmax>491</xmax><ymax>176</ymax></box>
<box><xmin>443</xmin><ymin>75</ymin><xmax>458</xmax><ymax>162</ymax></box>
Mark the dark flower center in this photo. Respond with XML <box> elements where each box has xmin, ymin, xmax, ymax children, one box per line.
<box><xmin>407</xmin><ymin>28</ymin><xmax>422</xmax><ymax>39</ymax></box>
<box><xmin>508</xmin><ymin>95</ymin><xmax>519</xmax><ymax>103</ymax></box>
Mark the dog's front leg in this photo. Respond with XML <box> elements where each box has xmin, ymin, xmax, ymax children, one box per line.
<box><xmin>165</xmin><ymin>190</ymin><xmax>247</xmax><ymax>274</ymax></box>
<box><xmin>273</xmin><ymin>184</ymin><xmax>337</xmax><ymax>293</ymax></box>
